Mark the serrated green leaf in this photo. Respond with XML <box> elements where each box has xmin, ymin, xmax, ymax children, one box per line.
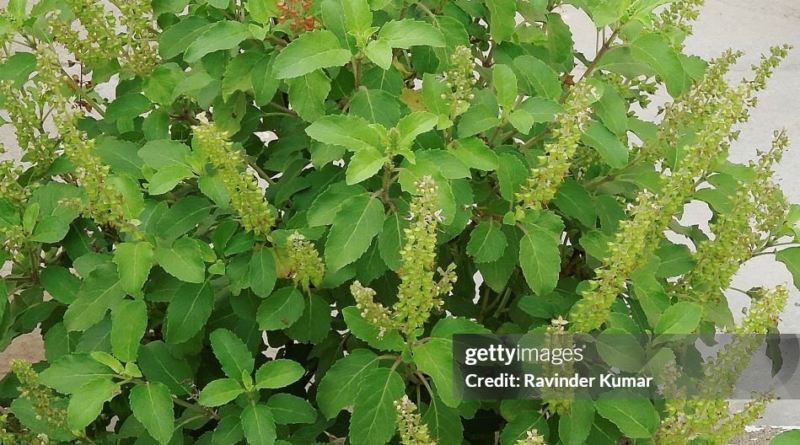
<box><xmin>198</xmin><ymin>378</ymin><xmax>245</xmax><ymax>407</ymax></box>
<box><xmin>581</xmin><ymin>120</ymin><xmax>628</xmax><ymax>168</ymax></box>
<box><xmin>256</xmin><ymin>286</ymin><xmax>305</xmax><ymax>330</ymax></box>
<box><xmin>595</xmin><ymin>391</ymin><xmax>658</xmax><ymax>439</ymax></box>
<box><xmin>241</xmin><ymin>404</ymin><xmax>277</xmax><ymax>445</ymax></box>
<box><xmin>519</xmin><ymin>229</ymin><xmax>560</xmax><ymax>296</ymax></box>
<box><xmin>164</xmin><ymin>281</ymin><xmax>215</xmax><ymax>344</ymax></box>
<box><xmin>378</xmin><ymin>20</ymin><xmax>446</xmax><ymax>48</ymax></box>
<box><xmin>350</xmin><ymin>367</ymin><xmax>405</xmax><ymax>445</ymax></box>
<box><xmin>39</xmin><ymin>354</ymin><xmax>115</xmax><ymax>395</ymax></box>
<box><xmin>306</xmin><ymin>115</ymin><xmax>382</xmax><ymax>152</ymax></box>
<box><xmin>156</xmin><ymin>238</ymin><xmax>206</xmax><ymax>283</ymax></box>
<box><xmin>249</xmin><ymin>247</ymin><xmax>277</xmax><ymax>298</ymax></box>
<box><xmin>553</xmin><ymin>178</ymin><xmax>596</xmax><ymax>226</ymax></box>
<box><xmin>266</xmin><ymin>393</ymin><xmax>317</xmax><ymax>424</ymax></box>
<box><xmin>255</xmin><ymin>359</ymin><xmax>305</xmax><ymax>389</ymax></box>
<box><xmin>655</xmin><ymin>302</ymin><xmax>702</xmax><ymax>335</ymax></box>
<box><xmin>514</xmin><ymin>55</ymin><xmax>562</xmax><ymax>101</ymax></box>
<box><xmin>67</xmin><ymin>379</ymin><xmax>119</xmax><ymax>430</ymax></box>
<box><xmin>64</xmin><ymin>265</ymin><xmax>126</xmax><ymax>332</ymax></box>
<box><xmin>273</xmin><ymin>30</ymin><xmax>352</xmax><ymax>79</ymax></box>
<box><xmin>347</xmin><ymin>147</ymin><xmax>386</xmax><ymax>185</ymax></box>
<box><xmin>111</xmin><ymin>299</ymin><xmax>147</xmax><ymax>363</ymax></box>
<box><xmin>325</xmin><ymin>195</ymin><xmax>384</xmax><ymax>271</ymax></box>
<box><xmin>467</xmin><ymin>221</ymin><xmax>507</xmax><ymax>263</ymax></box>
<box><xmin>184</xmin><ymin>21</ymin><xmax>251</xmax><ymax>63</ymax></box>
<box><xmin>130</xmin><ymin>382</ymin><xmax>175</xmax><ymax>445</ymax></box>
<box><xmin>317</xmin><ymin>349</ymin><xmax>379</xmax><ymax>419</ymax></box>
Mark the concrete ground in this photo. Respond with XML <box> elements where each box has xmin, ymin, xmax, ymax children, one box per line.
<box><xmin>0</xmin><ymin>0</ymin><xmax>799</xmax><ymax>439</ymax></box>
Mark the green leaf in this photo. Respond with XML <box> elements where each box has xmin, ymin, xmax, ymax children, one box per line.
<box><xmin>514</xmin><ymin>56</ymin><xmax>562</xmax><ymax>101</ymax></box>
<box><xmin>397</xmin><ymin>111</ymin><xmax>437</xmax><ymax>148</ymax></box>
<box><xmin>493</xmin><ymin>64</ymin><xmax>518</xmax><ymax>111</ymax></box>
<box><xmin>350</xmin><ymin>89</ymin><xmax>403</xmax><ymax>127</ymax></box>
<box><xmin>143</xmin><ymin>64</ymin><xmax>182</xmax><ymax>105</ymax></box>
<box><xmin>164</xmin><ymin>281</ymin><xmax>215</xmax><ymax>344</ymax></box>
<box><xmin>113</xmin><ymin>242</ymin><xmax>155</xmax><ymax>297</ymax></box>
<box><xmin>253</xmin><ymin>55</ymin><xmax>279</xmax><ymax>106</ymax></box>
<box><xmin>350</xmin><ymin>367</ymin><xmax>405</xmax><ymax>445</ymax></box>
<box><xmin>159</xmin><ymin>17</ymin><xmax>212</xmax><ymax>60</ymax></box>
<box><xmin>212</xmin><ymin>416</ymin><xmax>244</xmax><ymax>445</ymax></box>
<box><xmin>519</xmin><ymin>97</ymin><xmax>564</xmax><ymax>123</ymax></box>
<box><xmin>347</xmin><ymin>147</ymin><xmax>387</xmax><ymax>185</ymax></box>
<box><xmin>325</xmin><ymin>195</ymin><xmax>384</xmax><ymax>271</ymax></box>
<box><xmin>414</xmin><ymin>338</ymin><xmax>462</xmax><ymax>408</ymax></box>
<box><xmin>184</xmin><ymin>21</ymin><xmax>251</xmax><ymax>63</ymax></box>
<box><xmin>95</xmin><ymin>138</ymin><xmax>145</xmax><ymax>179</ymax></box>
<box><xmin>40</xmin><ymin>267</ymin><xmax>79</xmax><ymax>304</ymax></box>
<box><xmin>210</xmin><ymin>328</ymin><xmax>254</xmax><ymax>380</ymax></box>
<box><xmin>342</xmin><ymin>306</ymin><xmax>404</xmax><ymax>351</ymax></box>
<box><xmin>467</xmin><ymin>221</ymin><xmax>508</xmax><ymax>263</ymax></box>
<box><xmin>157</xmin><ymin>197</ymin><xmax>213</xmax><ymax>239</ymax></box>
<box><xmin>0</xmin><ymin>52</ymin><xmax>36</xmax><ymax>87</ymax></box>
<box><xmin>256</xmin><ymin>286</ymin><xmax>305</xmax><ymax>330</ymax></box>
<box><xmin>655</xmin><ymin>302</ymin><xmax>702</xmax><ymax>335</ymax></box>
<box><xmin>139</xmin><ymin>140</ymin><xmax>191</xmax><ymax>170</ymax></box>
<box><xmin>519</xmin><ymin>229</ymin><xmax>560</xmax><ymax>296</ymax></box>
<box><xmin>500</xmin><ymin>409</ymin><xmax>549</xmax><ymax>444</ymax></box>
<box><xmin>630</xmin><ymin>34</ymin><xmax>687</xmax><ymax>98</ymax></box>
<box><xmin>241</xmin><ymin>404</ymin><xmax>277</xmax><ymax>445</ymax></box>
<box><xmin>594</xmin><ymin>86</ymin><xmax>628</xmax><ymax>135</ymax></box>
<box><xmin>285</xmin><ymin>293</ymin><xmax>331</xmax><ymax>344</ymax></box>
<box><xmin>30</xmin><ymin>216</ymin><xmax>72</xmax><ymax>243</ymax></box>
<box><xmin>156</xmin><ymin>238</ymin><xmax>206</xmax><ymax>283</ymax></box>
<box><xmin>266</xmin><ymin>393</ymin><xmax>317</xmax><ymax>424</ymax></box>
<box><xmin>249</xmin><ymin>248</ymin><xmax>277</xmax><ymax>298</ymax></box>
<box><xmin>771</xmin><ymin>430</ymin><xmax>800</xmax><ymax>445</ymax></box>
<box><xmin>452</xmin><ymin>137</ymin><xmax>499</xmax><ymax>171</ymax></box>
<box><xmin>378</xmin><ymin>211</ymin><xmax>407</xmax><ymax>271</ymax></box>
<box><xmin>595</xmin><ymin>328</ymin><xmax>646</xmax><ymax>373</ymax></box>
<box><xmin>111</xmin><ymin>299</ymin><xmax>147</xmax><ymax>363</ymax></box>
<box><xmin>457</xmin><ymin>104</ymin><xmax>501</xmax><ymax>138</ymax></box>
<box><xmin>595</xmin><ymin>391</ymin><xmax>659</xmax><ymax>439</ymax></box>
<box><xmin>255</xmin><ymin>359</ymin><xmax>305</xmax><ymax>389</ymax></box>
<box><xmin>198</xmin><ymin>379</ymin><xmax>245</xmax><ymax>407</ymax></box>
<box><xmin>317</xmin><ymin>349</ymin><xmax>379</xmax><ymax>419</ymax></box>
<box><xmin>777</xmin><ymin>247</ymin><xmax>800</xmax><ymax>289</ymax></box>
<box><xmin>378</xmin><ymin>20</ymin><xmax>446</xmax><ymax>48</ymax></box>
<box><xmin>485</xmin><ymin>0</ymin><xmax>516</xmax><ymax>42</ymax></box>
<box><xmin>105</xmin><ymin>94</ymin><xmax>152</xmax><ymax>123</ymax></box>
<box><xmin>655</xmin><ymin>243</ymin><xmax>696</xmax><ymax>278</ymax></box>
<box><xmin>558</xmin><ymin>399</ymin><xmax>595</xmax><ymax>445</ymax></box>
<box><xmin>273</xmin><ymin>30</ymin><xmax>352</xmax><ymax>79</ymax></box>
<box><xmin>130</xmin><ymin>382</ymin><xmax>175</xmax><ymax>445</ymax></box>
<box><xmin>341</xmin><ymin>0</ymin><xmax>373</xmax><ymax>43</ymax></box>
<box><xmin>421</xmin><ymin>393</ymin><xmax>464</xmax><ymax>445</ymax></box>
<box><xmin>139</xmin><ymin>341</ymin><xmax>194</xmax><ymax>395</ymax></box>
<box><xmin>64</xmin><ymin>265</ymin><xmax>126</xmax><ymax>332</ymax></box>
<box><xmin>247</xmin><ymin>0</ymin><xmax>276</xmax><ymax>24</ymax></box>
<box><xmin>553</xmin><ymin>178</ymin><xmax>596</xmax><ymax>226</ymax></box>
<box><xmin>580</xmin><ymin>120</ymin><xmax>628</xmax><ymax>168</ymax></box>
<box><xmin>39</xmin><ymin>354</ymin><xmax>115</xmax><ymax>394</ymax></box>
<box><xmin>67</xmin><ymin>379</ymin><xmax>119</xmax><ymax>430</ymax></box>
<box><xmin>221</xmin><ymin>52</ymin><xmax>261</xmax><ymax>100</ymax></box>
<box><xmin>306</xmin><ymin>115</ymin><xmax>382</xmax><ymax>152</ymax></box>
<box><xmin>287</xmin><ymin>69</ymin><xmax>331</xmax><ymax>121</ymax></box>
<box><xmin>365</xmin><ymin>38</ymin><xmax>392</xmax><ymax>69</ymax></box>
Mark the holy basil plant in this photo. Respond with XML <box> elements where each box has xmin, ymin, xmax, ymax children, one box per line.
<box><xmin>0</xmin><ymin>0</ymin><xmax>796</xmax><ymax>443</ymax></box>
